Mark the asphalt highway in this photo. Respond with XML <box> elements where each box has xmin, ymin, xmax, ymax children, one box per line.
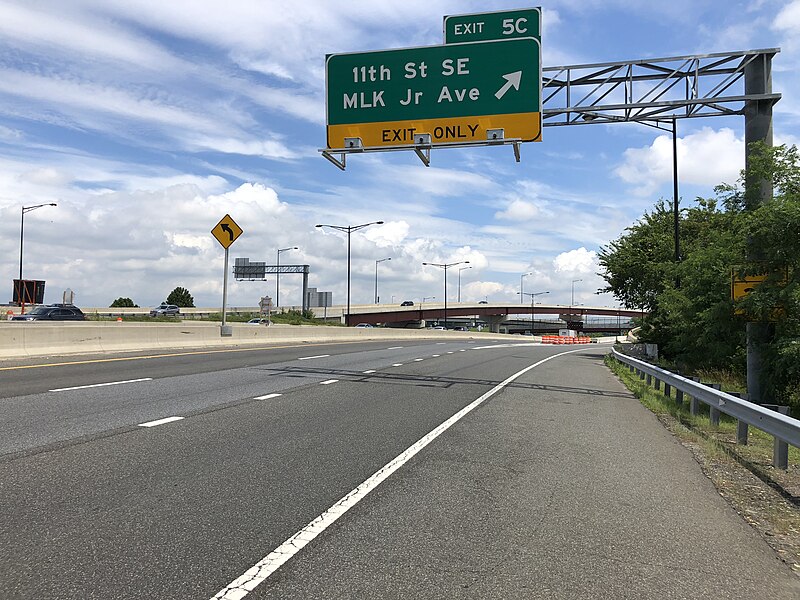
<box><xmin>1</xmin><ymin>339</ymin><xmax>798</xmax><ymax>599</ymax></box>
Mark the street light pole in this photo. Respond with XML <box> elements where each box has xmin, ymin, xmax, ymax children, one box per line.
<box><xmin>520</xmin><ymin>271</ymin><xmax>532</xmax><ymax>303</ymax></box>
<box><xmin>316</xmin><ymin>221</ymin><xmax>383</xmax><ymax>326</ymax></box>
<box><xmin>571</xmin><ymin>278</ymin><xmax>583</xmax><ymax>312</ymax></box>
<box><xmin>375</xmin><ymin>257</ymin><xmax>391</xmax><ymax>304</ymax></box>
<box><xmin>581</xmin><ymin>112</ymin><xmax>680</xmax><ymax>278</ymax></box>
<box><xmin>18</xmin><ymin>203</ymin><xmax>57</xmax><ymax>309</ymax></box>
<box><xmin>423</xmin><ymin>260</ymin><xmax>469</xmax><ymax>329</ymax></box>
<box><xmin>519</xmin><ymin>290</ymin><xmax>550</xmax><ymax>335</ymax></box>
<box><xmin>276</xmin><ymin>246</ymin><xmax>298</xmax><ymax>309</ymax></box>
<box><xmin>458</xmin><ymin>265</ymin><xmax>472</xmax><ymax>302</ymax></box>
<box><xmin>672</xmin><ymin>115</ymin><xmax>680</xmax><ymax>267</ymax></box>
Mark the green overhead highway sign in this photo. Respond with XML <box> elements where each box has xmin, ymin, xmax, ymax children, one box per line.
<box><xmin>444</xmin><ymin>7</ymin><xmax>541</xmax><ymax>44</ymax></box>
<box><xmin>325</xmin><ymin>38</ymin><xmax>541</xmax><ymax>149</ymax></box>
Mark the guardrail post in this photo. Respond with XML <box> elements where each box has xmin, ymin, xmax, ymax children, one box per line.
<box><xmin>729</xmin><ymin>393</ymin><xmax>749</xmax><ymax>445</ymax></box>
<box><xmin>709</xmin><ymin>406</ymin><xmax>721</xmax><ymax>426</ymax></box>
<box><xmin>688</xmin><ymin>378</ymin><xmax>700</xmax><ymax>415</ymax></box>
<box><xmin>639</xmin><ymin>369</ymin><xmax>645</xmax><ymax>380</ymax></box>
<box><xmin>654</xmin><ymin>377</ymin><xmax>661</xmax><ymax>391</ymax></box>
<box><xmin>763</xmin><ymin>404</ymin><xmax>790</xmax><ymax>469</ymax></box>
<box><xmin>663</xmin><ymin>383</ymin><xmax>671</xmax><ymax>398</ymax></box>
<box><xmin>707</xmin><ymin>384</ymin><xmax>722</xmax><ymax>426</ymax></box>
<box><xmin>646</xmin><ymin>373</ymin><xmax>652</xmax><ymax>385</ymax></box>
<box><xmin>675</xmin><ymin>388</ymin><xmax>684</xmax><ymax>407</ymax></box>
<box><xmin>774</xmin><ymin>438</ymin><xmax>789</xmax><ymax>470</ymax></box>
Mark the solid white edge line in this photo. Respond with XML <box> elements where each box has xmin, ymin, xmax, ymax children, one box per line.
<box><xmin>211</xmin><ymin>347</ymin><xmax>587</xmax><ymax>600</ymax></box>
<box><xmin>319</xmin><ymin>379</ymin><xmax>338</xmax><ymax>385</ymax></box>
<box><xmin>254</xmin><ymin>393</ymin><xmax>282</xmax><ymax>400</ymax></box>
<box><xmin>298</xmin><ymin>355</ymin><xmax>330</xmax><ymax>361</ymax></box>
<box><xmin>138</xmin><ymin>416</ymin><xmax>184</xmax><ymax>428</ymax></box>
<box><xmin>50</xmin><ymin>377</ymin><xmax>153</xmax><ymax>392</ymax></box>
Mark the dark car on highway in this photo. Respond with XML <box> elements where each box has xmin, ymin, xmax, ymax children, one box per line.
<box><xmin>11</xmin><ymin>304</ymin><xmax>86</xmax><ymax>321</ymax></box>
<box><xmin>400</xmin><ymin>300</ymin><xmax>414</xmax><ymax>306</ymax></box>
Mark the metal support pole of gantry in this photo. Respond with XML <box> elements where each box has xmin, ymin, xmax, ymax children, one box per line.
<box><xmin>744</xmin><ymin>52</ymin><xmax>776</xmax><ymax>406</ymax></box>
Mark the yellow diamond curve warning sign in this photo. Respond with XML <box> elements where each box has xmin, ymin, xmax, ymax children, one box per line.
<box><xmin>211</xmin><ymin>214</ymin><xmax>243</xmax><ymax>249</ymax></box>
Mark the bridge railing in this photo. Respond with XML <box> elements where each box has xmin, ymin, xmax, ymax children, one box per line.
<box><xmin>610</xmin><ymin>347</ymin><xmax>800</xmax><ymax>469</ymax></box>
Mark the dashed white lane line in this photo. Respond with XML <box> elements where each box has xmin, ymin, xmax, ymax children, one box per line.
<box><xmin>386</xmin><ymin>346</ymin><xmax>404</xmax><ymax>350</ymax></box>
<box><xmin>298</xmin><ymin>354</ymin><xmax>330</xmax><ymax>361</ymax></box>
<box><xmin>392</xmin><ymin>363</ymin><xmax>403</xmax><ymax>367</ymax></box>
<box><xmin>446</xmin><ymin>351</ymin><xmax>454</xmax><ymax>354</ymax></box>
<box><xmin>49</xmin><ymin>377</ymin><xmax>153</xmax><ymax>392</ymax></box>
<box><xmin>413</xmin><ymin>358</ymin><xmax>424</xmax><ymax>362</ymax></box>
<box><xmin>320</xmin><ymin>379</ymin><xmax>338</xmax><ymax>385</ymax></box>
<box><xmin>138</xmin><ymin>416</ymin><xmax>184</xmax><ymax>428</ymax></box>
<box><xmin>436</xmin><ymin>342</ymin><xmax>446</xmax><ymax>345</ymax></box>
<box><xmin>254</xmin><ymin>393</ymin><xmax>282</xmax><ymax>400</ymax></box>
<box><xmin>362</xmin><ymin>370</ymin><xmax>376</xmax><ymax>374</ymax></box>
<box><xmin>432</xmin><ymin>354</ymin><xmax>440</xmax><ymax>357</ymax></box>
<box><xmin>210</xmin><ymin>347</ymin><xmax>588</xmax><ymax>600</ymax></box>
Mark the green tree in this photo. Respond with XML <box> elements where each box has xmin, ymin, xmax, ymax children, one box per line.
<box><xmin>166</xmin><ymin>287</ymin><xmax>195</xmax><ymax>307</ymax></box>
<box><xmin>110</xmin><ymin>297</ymin><xmax>138</xmax><ymax>308</ymax></box>
<box><xmin>599</xmin><ymin>142</ymin><xmax>800</xmax><ymax>408</ymax></box>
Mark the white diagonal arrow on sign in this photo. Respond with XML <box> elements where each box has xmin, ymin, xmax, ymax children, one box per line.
<box><xmin>494</xmin><ymin>71</ymin><xmax>523</xmax><ymax>100</ymax></box>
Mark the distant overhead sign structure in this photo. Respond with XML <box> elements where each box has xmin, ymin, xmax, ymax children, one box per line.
<box><xmin>324</xmin><ymin>37</ymin><xmax>541</xmax><ymax>168</ymax></box>
<box><xmin>211</xmin><ymin>214</ymin><xmax>243</xmax><ymax>249</ymax></box>
<box><xmin>443</xmin><ymin>7</ymin><xmax>541</xmax><ymax>44</ymax></box>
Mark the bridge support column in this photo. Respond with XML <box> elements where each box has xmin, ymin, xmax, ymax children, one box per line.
<box><xmin>483</xmin><ymin>315</ymin><xmax>507</xmax><ymax>333</ymax></box>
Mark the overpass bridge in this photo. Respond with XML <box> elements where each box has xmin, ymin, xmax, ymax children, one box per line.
<box><xmin>309</xmin><ymin>302</ymin><xmax>641</xmax><ymax>333</ymax></box>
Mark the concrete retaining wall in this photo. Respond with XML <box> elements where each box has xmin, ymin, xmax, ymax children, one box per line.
<box><xmin>0</xmin><ymin>322</ymin><xmax>511</xmax><ymax>359</ymax></box>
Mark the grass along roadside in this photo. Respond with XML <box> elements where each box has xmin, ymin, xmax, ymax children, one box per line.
<box><xmin>605</xmin><ymin>353</ymin><xmax>800</xmax><ymax>573</ymax></box>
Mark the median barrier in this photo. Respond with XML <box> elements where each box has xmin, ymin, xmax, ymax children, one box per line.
<box><xmin>0</xmin><ymin>322</ymin><xmax>510</xmax><ymax>359</ymax></box>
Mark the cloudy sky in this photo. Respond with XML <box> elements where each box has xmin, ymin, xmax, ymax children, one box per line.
<box><xmin>1</xmin><ymin>0</ymin><xmax>799</xmax><ymax>310</ymax></box>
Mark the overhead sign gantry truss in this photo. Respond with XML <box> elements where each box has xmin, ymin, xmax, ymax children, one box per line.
<box><xmin>543</xmin><ymin>48</ymin><xmax>781</xmax><ymax>127</ymax></box>
<box><xmin>321</xmin><ymin>47</ymin><xmax>780</xmax><ymax>169</ymax></box>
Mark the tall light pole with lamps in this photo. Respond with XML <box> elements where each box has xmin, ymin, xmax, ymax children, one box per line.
<box><xmin>276</xmin><ymin>246</ymin><xmax>298</xmax><ymax>309</ymax></box>
<box><xmin>423</xmin><ymin>260</ymin><xmax>469</xmax><ymax>329</ymax></box>
<box><xmin>519</xmin><ymin>290</ymin><xmax>550</xmax><ymax>336</ymax></box>
<box><xmin>374</xmin><ymin>257</ymin><xmax>391</xmax><ymax>303</ymax></box>
<box><xmin>570</xmin><ymin>278</ymin><xmax>583</xmax><ymax>311</ymax></box>
<box><xmin>520</xmin><ymin>271</ymin><xmax>532</xmax><ymax>303</ymax></box>
<box><xmin>316</xmin><ymin>221</ymin><xmax>383</xmax><ymax>326</ymax></box>
<box><xmin>457</xmin><ymin>265</ymin><xmax>472</xmax><ymax>302</ymax></box>
<box><xmin>582</xmin><ymin>112</ymin><xmax>680</xmax><ymax>268</ymax></box>
<box><xmin>18</xmin><ymin>203</ymin><xmax>57</xmax><ymax>309</ymax></box>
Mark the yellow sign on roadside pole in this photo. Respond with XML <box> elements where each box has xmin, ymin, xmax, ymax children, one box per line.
<box><xmin>211</xmin><ymin>214</ymin><xmax>243</xmax><ymax>249</ymax></box>
<box><xmin>212</xmin><ymin>214</ymin><xmax>243</xmax><ymax>336</ymax></box>
<box><xmin>731</xmin><ymin>265</ymin><xmax>788</xmax><ymax>319</ymax></box>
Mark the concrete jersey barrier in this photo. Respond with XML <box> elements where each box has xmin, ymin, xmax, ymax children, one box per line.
<box><xmin>0</xmin><ymin>322</ymin><xmax>514</xmax><ymax>359</ymax></box>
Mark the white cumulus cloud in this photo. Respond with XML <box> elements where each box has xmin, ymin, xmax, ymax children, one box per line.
<box><xmin>553</xmin><ymin>247</ymin><xmax>598</xmax><ymax>275</ymax></box>
<box><xmin>495</xmin><ymin>199</ymin><xmax>540</xmax><ymax>221</ymax></box>
<box><xmin>615</xmin><ymin>127</ymin><xmax>743</xmax><ymax>196</ymax></box>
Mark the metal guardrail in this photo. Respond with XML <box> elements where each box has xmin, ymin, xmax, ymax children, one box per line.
<box><xmin>611</xmin><ymin>347</ymin><xmax>800</xmax><ymax>468</ymax></box>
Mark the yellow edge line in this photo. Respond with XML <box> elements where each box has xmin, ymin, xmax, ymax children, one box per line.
<box><xmin>0</xmin><ymin>340</ymin><xmax>370</xmax><ymax>372</ymax></box>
